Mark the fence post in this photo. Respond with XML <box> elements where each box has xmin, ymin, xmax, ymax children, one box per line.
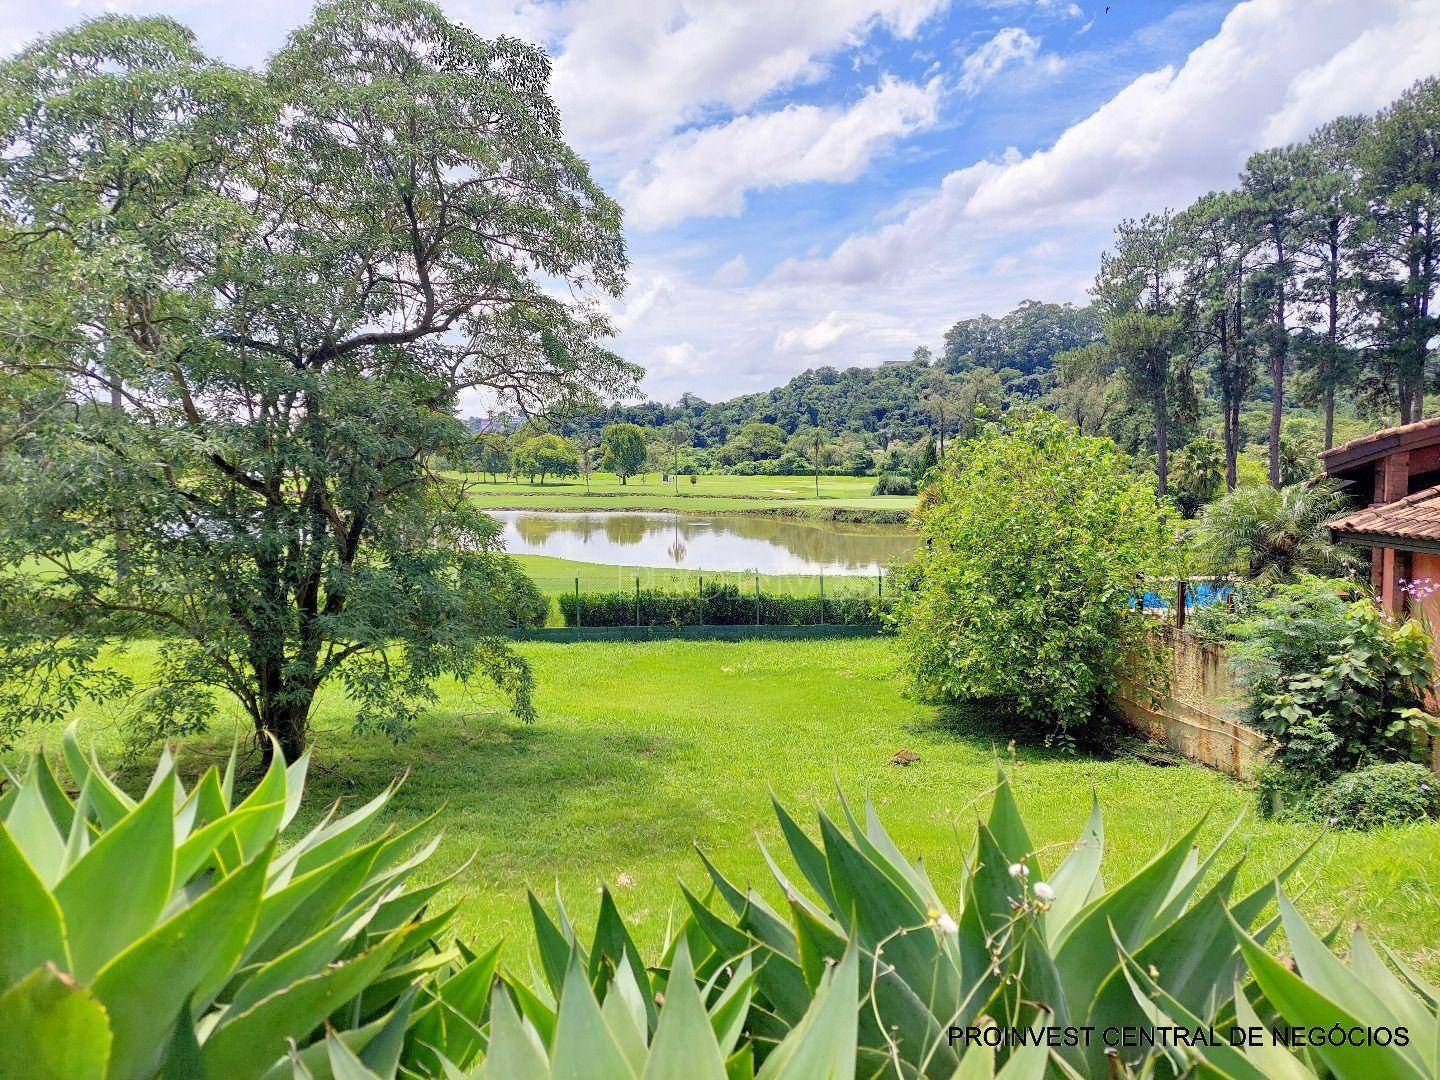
<box><xmin>877</xmin><ymin>571</ymin><xmax>883</xmax><ymax>614</ymax></box>
<box><xmin>635</xmin><ymin>575</ymin><xmax>640</xmax><ymax>628</ymax></box>
<box><xmin>574</xmin><ymin>577</ymin><xmax>581</xmax><ymax>629</ymax></box>
<box><xmin>819</xmin><ymin>572</ymin><xmax>825</xmax><ymax>626</ymax></box>
<box><xmin>1175</xmin><ymin>578</ymin><xmax>1188</xmax><ymax>631</ymax></box>
<box><xmin>698</xmin><ymin>573</ymin><xmax>704</xmax><ymax>626</ymax></box>
<box><xmin>755</xmin><ymin>573</ymin><xmax>761</xmax><ymax>626</ymax></box>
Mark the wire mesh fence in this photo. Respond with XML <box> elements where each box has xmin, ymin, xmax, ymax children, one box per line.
<box><xmin>546</xmin><ymin>569</ymin><xmax>891</xmax><ymax>629</ymax></box>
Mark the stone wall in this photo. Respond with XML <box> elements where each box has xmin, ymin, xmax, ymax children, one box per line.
<box><xmin>1112</xmin><ymin>625</ymin><xmax>1269</xmax><ymax>780</ymax></box>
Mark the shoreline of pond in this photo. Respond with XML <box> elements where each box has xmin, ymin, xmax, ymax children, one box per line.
<box><xmin>473</xmin><ymin>500</ymin><xmax>914</xmax><ymax>526</ymax></box>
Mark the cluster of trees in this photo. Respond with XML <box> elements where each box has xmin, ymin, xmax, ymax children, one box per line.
<box><xmin>467</xmin><ymin>416</ymin><xmax>922</xmax><ymax>480</ymax></box>
<box><xmin>568</xmin><ymin>300</ymin><xmax>1094</xmax><ymax>457</ymax></box>
<box><xmin>1086</xmin><ymin>77</ymin><xmax>1439</xmax><ymax>502</ymax></box>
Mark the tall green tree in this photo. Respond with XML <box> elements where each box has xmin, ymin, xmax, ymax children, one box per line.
<box><xmin>598</xmin><ymin>422</ymin><xmax>647</xmax><ymax>483</ymax></box>
<box><xmin>1176</xmin><ymin>191</ymin><xmax>1261</xmax><ymax>489</ymax></box>
<box><xmin>1292</xmin><ymin>115</ymin><xmax>1367</xmax><ymax>448</ymax></box>
<box><xmin>1048</xmin><ymin>342</ymin><xmax>1122</xmax><ymax>436</ymax></box>
<box><xmin>1096</xmin><ymin>212</ymin><xmax>1191</xmax><ymax>495</ymax></box>
<box><xmin>1241</xmin><ymin>146</ymin><xmax>1305</xmax><ymax>485</ymax></box>
<box><xmin>0</xmin><ymin>3</ymin><xmax>633</xmax><ymax>758</ymax></box>
<box><xmin>1352</xmin><ymin>77</ymin><xmax>1440</xmax><ymax>424</ymax></box>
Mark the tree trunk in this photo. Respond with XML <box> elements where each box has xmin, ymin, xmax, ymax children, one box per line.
<box><xmin>1154</xmin><ymin>390</ymin><xmax>1168</xmax><ymax>496</ymax></box>
<box><xmin>1268</xmin><ymin>237</ymin><xmax>1288</xmax><ymax>489</ymax></box>
<box><xmin>256</xmin><ymin>690</ymin><xmax>313</xmax><ymax>766</ymax></box>
<box><xmin>1268</xmin><ymin>352</ymin><xmax>1284</xmax><ymax>488</ymax></box>
<box><xmin>1224</xmin><ymin>398</ymin><xmax>1239</xmax><ymax>491</ymax></box>
<box><xmin>1323</xmin><ymin>386</ymin><xmax>1335</xmax><ymax>450</ymax></box>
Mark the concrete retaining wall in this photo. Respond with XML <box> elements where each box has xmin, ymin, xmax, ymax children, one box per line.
<box><xmin>1113</xmin><ymin>626</ymin><xmax>1269</xmax><ymax>780</ymax></box>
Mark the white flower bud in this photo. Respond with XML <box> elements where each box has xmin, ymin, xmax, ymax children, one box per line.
<box><xmin>1033</xmin><ymin>881</ymin><xmax>1055</xmax><ymax>902</ymax></box>
<box><xmin>1007</xmin><ymin>862</ymin><xmax>1028</xmax><ymax>879</ymax></box>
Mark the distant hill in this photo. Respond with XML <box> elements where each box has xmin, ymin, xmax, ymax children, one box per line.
<box><xmin>570</xmin><ymin>301</ymin><xmax>1099</xmax><ymax>448</ymax></box>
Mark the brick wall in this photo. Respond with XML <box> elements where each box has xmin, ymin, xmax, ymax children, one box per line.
<box><xmin>1112</xmin><ymin>625</ymin><xmax>1269</xmax><ymax>780</ymax></box>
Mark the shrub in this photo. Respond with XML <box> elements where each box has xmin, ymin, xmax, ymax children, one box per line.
<box><xmin>1321</xmin><ymin>761</ymin><xmax>1440</xmax><ymax>829</ymax></box>
<box><xmin>1192</xmin><ymin>480</ymin><xmax>1358</xmax><ymax>583</ymax></box>
<box><xmin>892</xmin><ymin>413</ymin><xmax>1176</xmax><ymax>742</ymax></box>
<box><xmin>1222</xmin><ymin>576</ymin><xmax>1439</xmax><ymax>782</ymax></box>
<box><xmin>557</xmin><ymin>581</ymin><xmax>886</xmax><ymax>627</ymax></box>
<box><xmin>870</xmin><ymin>472</ymin><xmax>918</xmax><ymax>495</ymax></box>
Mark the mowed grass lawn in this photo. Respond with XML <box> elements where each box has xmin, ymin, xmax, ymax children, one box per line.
<box><xmin>24</xmin><ymin>636</ymin><xmax>1440</xmax><ymax>976</ymax></box>
<box><xmin>456</xmin><ymin>470</ymin><xmax>917</xmax><ymax>514</ymax></box>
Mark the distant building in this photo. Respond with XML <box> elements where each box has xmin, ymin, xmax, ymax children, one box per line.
<box><xmin>465</xmin><ymin>414</ymin><xmax>518</xmax><ymax>435</ymax></box>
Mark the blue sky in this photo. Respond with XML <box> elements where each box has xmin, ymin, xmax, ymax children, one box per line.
<box><xmin>6</xmin><ymin>0</ymin><xmax>1440</xmax><ymax>404</ymax></box>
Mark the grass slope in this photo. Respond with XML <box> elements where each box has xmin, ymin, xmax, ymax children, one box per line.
<box><xmin>31</xmin><ymin>636</ymin><xmax>1440</xmax><ymax>976</ymax></box>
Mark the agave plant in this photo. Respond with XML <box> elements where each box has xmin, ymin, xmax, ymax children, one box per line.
<box><xmin>527</xmin><ymin>766</ymin><xmax>1433</xmax><ymax>1080</ymax></box>
<box><xmin>0</xmin><ymin>726</ymin><xmax>498</xmax><ymax>1080</ymax></box>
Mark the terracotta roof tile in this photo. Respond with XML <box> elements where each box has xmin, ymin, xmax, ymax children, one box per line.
<box><xmin>1327</xmin><ymin>483</ymin><xmax>1440</xmax><ymax>544</ymax></box>
<box><xmin>1320</xmin><ymin>415</ymin><xmax>1440</xmax><ymax>469</ymax></box>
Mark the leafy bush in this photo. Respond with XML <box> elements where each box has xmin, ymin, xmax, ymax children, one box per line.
<box><xmin>1192</xmin><ymin>480</ymin><xmax>1359</xmax><ymax>583</ymax></box>
<box><xmin>870</xmin><ymin>472</ymin><xmax>918</xmax><ymax>495</ymax></box>
<box><xmin>558</xmin><ymin>582</ymin><xmax>887</xmax><ymax>627</ymax></box>
<box><xmin>893</xmin><ymin>413</ymin><xmax>1176</xmax><ymax>742</ymax></box>
<box><xmin>1321</xmin><ymin>761</ymin><xmax>1440</xmax><ymax>829</ymax></box>
<box><xmin>1221</xmin><ymin>576</ymin><xmax>1438</xmax><ymax>782</ymax></box>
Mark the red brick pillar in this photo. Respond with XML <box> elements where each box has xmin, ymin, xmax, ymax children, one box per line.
<box><xmin>1373</xmin><ymin>453</ymin><xmax>1410</xmax><ymax>615</ymax></box>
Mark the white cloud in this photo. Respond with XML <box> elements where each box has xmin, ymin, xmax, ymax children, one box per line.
<box><xmin>648</xmin><ymin>342</ymin><xmax>704</xmax><ymax>376</ymax></box>
<box><xmin>714</xmin><ymin>254</ymin><xmax>749</xmax><ymax>285</ymax></box>
<box><xmin>958</xmin><ymin>28</ymin><xmax>1043</xmax><ymax>95</ymax></box>
<box><xmin>620</xmin><ymin>75</ymin><xmax>942</xmax><ymax>230</ymax></box>
<box><xmin>613</xmin><ymin>275</ymin><xmax>674</xmax><ymax>332</ymax></box>
<box><xmin>545</xmin><ymin>0</ymin><xmax>948</xmax><ymax>158</ymax></box>
<box><xmin>778</xmin><ymin>0</ymin><xmax>1440</xmax><ymax>289</ymax></box>
<box><xmin>775</xmin><ymin>311</ymin><xmax>860</xmax><ymax>353</ymax></box>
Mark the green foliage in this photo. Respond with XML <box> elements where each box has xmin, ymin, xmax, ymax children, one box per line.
<box><xmin>1192</xmin><ymin>480</ymin><xmax>1359</xmax><ymax>583</ymax></box>
<box><xmin>1169</xmin><ymin>436</ymin><xmax>1225</xmax><ymax>516</ymax></box>
<box><xmin>0</xmin><ymin>728</ymin><xmax>502</xmax><ymax>1080</ymax></box>
<box><xmin>511</xmin><ymin>434</ymin><xmax>582</xmax><ymax>484</ymax></box>
<box><xmin>0</xmin><ymin>3</ymin><xmax>633</xmax><ymax>757</ymax></box>
<box><xmin>598</xmin><ymin>423</ymin><xmax>648</xmax><ymax>483</ymax></box>
<box><xmin>894</xmin><ymin>413</ymin><xmax>1176</xmax><ymax>740</ymax></box>
<box><xmin>527</xmin><ymin>765</ymin><xmax>1440</xmax><ymax>1079</ymax></box>
<box><xmin>558</xmin><ymin>582</ymin><xmax>886</xmax><ymax>627</ymax></box>
<box><xmin>1321</xmin><ymin>762</ymin><xmax>1440</xmax><ymax>830</ymax></box>
<box><xmin>1219</xmin><ymin>576</ymin><xmax>1438</xmax><ymax>783</ymax></box>
<box><xmin>470</xmin><ymin>434</ymin><xmax>511</xmax><ymax>481</ymax></box>
<box><xmin>870</xmin><ymin>473</ymin><xmax>918</xmax><ymax>496</ymax></box>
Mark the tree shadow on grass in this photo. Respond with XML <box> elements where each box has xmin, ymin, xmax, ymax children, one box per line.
<box><xmin>917</xmin><ymin>696</ymin><xmax>1125</xmax><ymax>765</ymax></box>
<box><xmin>112</xmin><ymin>705</ymin><xmax>710</xmax><ymax>884</ymax></box>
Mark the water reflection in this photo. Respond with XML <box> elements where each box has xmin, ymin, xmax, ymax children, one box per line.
<box><xmin>492</xmin><ymin>510</ymin><xmax>916</xmax><ymax>576</ymax></box>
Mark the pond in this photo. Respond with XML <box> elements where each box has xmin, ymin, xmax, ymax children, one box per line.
<box><xmin>488</xmin><ymin>510</ymin><xmax>918</xmax><ymax>576</ymax></box>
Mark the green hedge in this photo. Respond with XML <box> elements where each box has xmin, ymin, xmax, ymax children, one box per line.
<box><xmin>557</xmin><ymin>581</ymin><xmax>890</xmax><ymax>627</ymax></box>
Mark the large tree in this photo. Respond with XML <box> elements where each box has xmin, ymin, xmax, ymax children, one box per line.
<box><xmin>0</xmin><ymin>3</ymin><xmax>634</xmax><ymax>758</ymax></box>
<box><xmin>1175</xmin><ymin>190</ymin><xmax>1261</xmax><ymax>489</ymax></box>
<box><xmin>1096</xmin><ymin>212</ymin><xmax>1191</xmax><ymax>495</ymax></box>
<box><xmin>1241</xmin><ymin>146</ymin><xmax>1305</xmax><ymax>486</ymax></box>
<box><xmin>598</xmin><ymin>422</ymin><xmax>647</xmax><ymax>483</ymax></box>
<box><xmin>1292</xmin><ymin>115</ymin><xmax>1367</xmax><ymax>448</ymax></box>
<box><xmin>1352</xmin><ymin>77</ymin><xmax>1440</xmax><ymax>424</ymax></box>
